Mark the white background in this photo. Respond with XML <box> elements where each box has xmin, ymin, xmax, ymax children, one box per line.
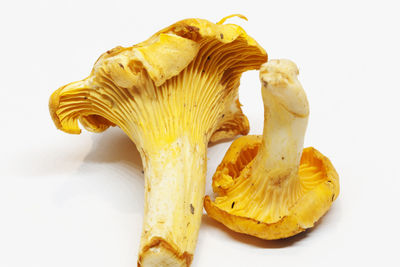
<box><xmin>1</xmin><ymin>0</ymin><xmax>399</xmax><ymax>266</ymax></box>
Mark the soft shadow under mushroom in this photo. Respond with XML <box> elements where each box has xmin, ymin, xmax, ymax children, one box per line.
<box><xmin>53</xmin><ymin>127</ymin><xmax>145</xmax><ymax>213</ymax></box>
<box><xmin>201</xmin><ymin>214</ymin><xmax>311</xmax><ymax>249</ymax></box>
<box><xmin>84</xmin><ymin>127</ymin><xmax>143</xmax><ymax>170</ymax></box>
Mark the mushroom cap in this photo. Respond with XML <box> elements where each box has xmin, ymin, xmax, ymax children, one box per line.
<box><xmin>204</xmin><ymin>135</ymin><xmax>339</xmax><ymax>239</ymax></box>
<box><xmin>49</xmin><ymin>16</ymin><xmax>267</xmax><ymax>143</ymax></box>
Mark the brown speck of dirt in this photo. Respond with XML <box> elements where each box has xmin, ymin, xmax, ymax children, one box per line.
<box><xmin>118</xmin><ymin>63</ymin><xmax>124</xmax><ymax>69</ymax></box>
<box><xmin>220</xmin><ymin>33</ymin><xmax>224</xmax><ymax>39</ymax></box>
<box><xmin>271</xmin><ymin>171</ymin><xmax>291</xmax><ymax>187</ymax></box>
<box><xmin>281</xmin><ymin>156</ymin><xmax>285</xmax><ymax>160</ymax></box>
<box><xmin>231</xmin><ymin>201</ymin><xmax>235</xmax><ymax>209</ymax></box>
<box><xmin>190</xmin><ymin>204</ymin><xmax>194</xmax><ymax>214</ymax></box>
<box><xmin>187</xmin><ymin>25</ymin><xmax>199</xmax><ymax>32</ymax></box>
<box><xmin>177</xmin><ymin>25</ymin><xmax>200</xmax><ymax>40</ymax></box>
<box><xmin>222</xmin><ymin>114</ymin><xmax>225</xmax><ymax>118</ymax></box>
<box><xmin>207</xmin><ymin>56</ymin><xmax>211</xmax><ymax>60</ymax></box>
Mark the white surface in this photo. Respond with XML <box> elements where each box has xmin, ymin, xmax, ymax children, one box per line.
<box><xmin>1</xmin><ymin>0</ymin><xmax>399</xmax><ymax>266</ymax></box>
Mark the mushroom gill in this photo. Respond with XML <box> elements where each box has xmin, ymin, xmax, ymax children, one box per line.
<box><xmin>204</xmin><ymin>59</ymin><xmax>339</xmax><ymax>240</ymax></box>
<box><xmin>49</xmin><ymin>16</ymin><xmax>267</xmax><ymax>267</ymax></box>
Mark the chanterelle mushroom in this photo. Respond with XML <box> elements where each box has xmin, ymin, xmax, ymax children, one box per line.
<box><xmin>49</xmin><ymin>16</ymin><xmax>267</xmax><ymax>266</ymax></box>
<box><xmin>204</xmin><ymin>59</ymin><xmax>339</xmax><ymax>240</ymax></box>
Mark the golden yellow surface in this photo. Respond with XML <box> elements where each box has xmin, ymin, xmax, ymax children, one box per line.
<box><xmin>205</xmin><ymin>59</ymin><xmax>339</xmax><ymax>241</ymax></box>
<box><xmin>205</xmin><ymin>138</ymin><xmax>339</xmax><ymax>240</ymax></box>
<box><xmin>49</xmin><ymin>15</ymin><xmax>267</xmax><ymax>267</ymax></box>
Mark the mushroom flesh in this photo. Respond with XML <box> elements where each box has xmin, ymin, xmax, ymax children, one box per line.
<box><xmin>204</xmin><ymin>59</ymin><xmax>339</xmax><ymax>239</ymax></box>
<box><xmin>49</xmin><ymin>16</ymin><xmax>267</xmax><ymax>266</ymax></box>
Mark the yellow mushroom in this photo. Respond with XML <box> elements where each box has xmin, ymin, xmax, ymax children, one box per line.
<box><xmin>204</xmin><ymin>59</ymin><xmax>339</xmax><ymax>240</ymax></box>
<box><xmin>49</xmin><ymin>16</ymin><xmax>267</xmax><ymax>266</ymax></box>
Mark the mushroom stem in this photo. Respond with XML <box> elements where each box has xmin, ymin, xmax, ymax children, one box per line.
<box><xmin>241</xmin><ymin>59</ymin><xmax>310</xmax><ymax>221</ymax></box>
<box><xmin>48</xmin><ymin>17</ymin><xmax>268</xmax><ymax>266</ymax></box>
<box><xmin>138</xmin><ymin>136</ymin><xmax>206</xmax><ymax>267</ymax></box>
<box><xmin>204</xmin><ymin>59</ymin><xmax>339</xmax><ymax>240</ymax></box>
<box><xmin>207</xmin><ymin>60</ymin><xmax>311</xmax><ymax>223</ymax></box>
<box><xmin>255</xmin><ymin>59</ymin><xmax>309</xmax><ymax>174</ymax></box>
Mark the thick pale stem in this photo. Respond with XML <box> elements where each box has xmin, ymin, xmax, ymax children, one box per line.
<box><xmin>205</xmin><ymin>60</ymin><xmax>338</xmax><ymax>236</ymax></box>
<box><xmin>222</xmin><ymin>59</ymin><xmax>310</xmax><ymax>222</ymax></box>
<box><xmin>138</xmin><ymin>136</ymin><xmax>206</xmax><ymax>267</ymax></box>
<box><xmin>255</xmin><ymin>59</ymin><xmax>309</xmax><ymax>173</ymax></box>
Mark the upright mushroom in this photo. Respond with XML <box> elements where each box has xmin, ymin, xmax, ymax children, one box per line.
<box><xmin>49</xmin><ymin>16</ymin><xmax>267</xmax><ymax>266</ymax></box>
<box><xmin>204</xmin><ymin>59</ymin><xmax>339</xmax><ymax>239</ymax></box>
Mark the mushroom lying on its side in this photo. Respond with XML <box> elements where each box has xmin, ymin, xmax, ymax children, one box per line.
<box><xmin>204</xmin><ymin>59</ymin><xmax>339</xmax><ymax>239</ymax></box>
<box><xmin>49</xmin><ymin>16</ymin><xmax>267</xmax><ymax>266</ymax></box>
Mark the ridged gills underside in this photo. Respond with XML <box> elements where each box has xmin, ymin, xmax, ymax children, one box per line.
<box><xmin>55</xmin><ymin>37</ymin><xmax>265</xmax><ymax>148</ymax></box>
<box><xmin>213</xmin><ymin>143</ymin><xmax>327</xmax><ymax>223</ymax></box>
